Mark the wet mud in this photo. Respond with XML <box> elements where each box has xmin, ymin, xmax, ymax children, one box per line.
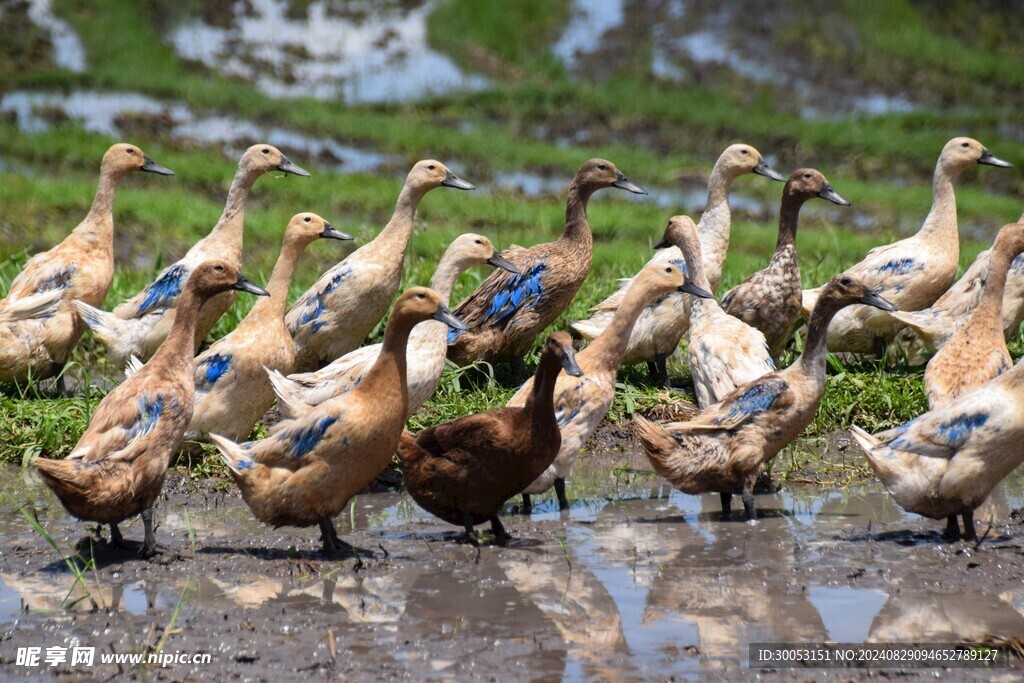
<box><xmin>1</xmin><ymin>450</ymin><xmax>1022</xmax><ymax>680</ymax></box>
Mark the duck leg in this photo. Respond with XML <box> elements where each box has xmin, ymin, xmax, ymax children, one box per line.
<box><xmin>961</xmin><ymin>508</ymin><xmax>977</xmax><ymax>542</ymax></box>
<box><xmin>109</xmin><ymin>523</ymin><xmax>127</xmax><ymax>549</ymax></box>
<box><xmin>648</xmin><ymin>355</ymin><xmax>670</xmax><ymax>387</ymax></box>
<box><xmin>521</xmin><ymin>493</ymin><xmax>532</xmax><ymax>515</ymax></box>
<box><xmin>490</xmin><ymin>515</ymin><xmax>510</xmax><ymax>547</ymax></box>
<box><xmin>942</xmin><ymin>515</ymin><xmax>961</xmax><ymax>542</ymax></box>
<box><xmin>740</xmin><ymin>477</ymin><xmax>757</xmax><ymax>521</ymax></box>
<box><xmin>319</xmin><ymin>518</ymin><xmax>339</xmax><ymax>557</ymax></box>
<box><xmin>139</xmin><ymin>508</ymin><xmax>163</xmax><ymax>558</ymax></box>
<box><xmin>554</xmin><ymin>478</ymin><xmax>569</xmax><ymax>510</ymax></box>
<box><xmin>463</xmin><ymin>512</ymin><xmax>479</xmax><ymax>546</ymax></box>
<box><xmin>720</xmin><ymin>492</ymin><xmax>732</xmax><ymax>519</ymax></box>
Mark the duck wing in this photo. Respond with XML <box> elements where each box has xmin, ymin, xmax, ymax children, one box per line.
<box><xmin>882</xmin><ymin>388</ymin><xmax>1009</xmax><ymax>461</ymax></box>
<box><xmin>837</xmin><ymin>239</ymin><xmax>926</xmax><ymax>295</ymax></box>
<box><xmin>193</xmin><ymin>342</ymin><xmax>237</xmax><ymax>404</ymax></box>
<box><xmin>114</xmin><ymin>260</ymin><xmax>191</xmax><ymax>318</ymax></box>
<box><xmin>419</xmin><ymin>409</ymin><xmax>520</xmax><ymax>462</ymax></box>
<box><xmin>451</xmin><ymin>245</ymin><xmax>544</xmax><ymax>331</ymax></box>
<box><xmin>7</xmin><ymin>254</ymin><xmax>78</xmax><ymax>300</ymax></box>
<box><xmin>687</xmin><ymin>375</ymin><xmax>794</xmax><ymax>431</ymax></box>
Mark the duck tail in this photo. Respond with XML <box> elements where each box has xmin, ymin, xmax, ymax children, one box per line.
<box><xmin>850</xmin><ymin>425</ymin><xmax>881</xmax><ymax>454</ymax></box>
<box><xmin>209</xmin><ymin>433</ymin><xmax>255</xmax><ymax>477</ymax></box>
<box><xmin>123</xmin><ymin>355</ymin><xmax>144</xmax><ymax>379</ymax></box>
<box><xmin>33</xmin><ymin>456</ymin><xmax>86</xmax><ymax>497</ymax></box>
<box><xmin>0</xmin><ymin>289</ymin><xmax>63</xmax><ymax>323</ymax></box>
<box><xmin>887</xmin><ymin>310</ymin><xmax>946</xmax><ymax>347</ymax></box>
<box><xmin>266</xmin><ymin>367</ymin><xmax>306</xmax><ymax>420</ymax></box>
<box><xmin>569</xmin><ymin>312</ymin><xmax>611</xmax><ymax>341</ymax></box>
<box><xmin>72</xmin><ymin>300</ymin><xmax>132</xmax><ymax>355</ymax></box>
<box><xmin>633</xmin><ymin>415</ymin><xmax>687</xmax><ymax>483</ymax></box>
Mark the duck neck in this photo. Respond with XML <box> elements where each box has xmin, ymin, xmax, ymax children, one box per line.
<box><xmin>916</xmin><ymin>162</ymin><xmax>960</xmax><ymax>246</ymax></box>
<box><xmin>79</xmin><ymin>168</ymin><xmax>123</xmax><ymax>242</ymax></box>
<box><xmin>362</xmin><ymin>313</ymin><xmax>416</xmax><ymax>404</ymax></box>
<box><xmin>525</xmin><ymin>352</ymin><xmax>561</xmax><ymax>417</ymax></box>
<box><xmin>797</xmin><ymin>299</ymin><xmax>843</xmax><ymax>373</ymax></box>
<box><xmin>972</xmin><ymin>244</ymin><xmax>1014</xmax><ymax>335</ymax></box>
<box><xmin>698</xmin><ymin>162</ymin><xmax>736</xmax><ymax>266</ymax></box>
<box><xmin>205</xmin><ymin>165</ymin><xmax>261</xmax><ymax>253</ymax></box>
<box><xmin>242</xmin><ymin>238</ymin><xmax>305</xmax><ymax>326</ymax></box>
<box><xmin>428</xmin><ymin>255</ymin><xmax>464</xmax><ymax>303</ymax></box>
<box><xmin>560</xmin><ymin>181</ymin><xmax>596</xmax><ymax>245</ymax></box>
<box><xmin>151</xmin><ymin>286</ymin><xmax>205</xmax><ymax>375</ymax></box>
<box><xmin>372</xmin><ymin>183</ymin><xmax>427</xmax><ymax>255</ymax></box>
<box><xmin>589</xmin><ymin>279</ymin><xmax>661</xmax><ymax>366</ymax></box>
<box><xmin>775</xmin><ymin>192</ymin><xmax>806</xmax><ymax>252</ymax></box>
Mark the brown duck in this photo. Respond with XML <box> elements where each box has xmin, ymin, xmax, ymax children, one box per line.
<box><xmin>399</xmin><ymin>332</ymin><xmax>583</xmax><ymax>544</ymax></box>
<box><xmin>635</xmin><ymin>276</ymin><xmax>895</xmax><ymax>520</ymax></box>
<box><xmin>35</xmin><ymin>261</ymin><xmax>268</xmax><ymax>556</ymax></box>
<box><xmin>721</xmin><ymin>169</ymin><xmax>850</xmax><ymax>356</ymax></box>
<box><xmin>447</xmin><ymin>160</ymin><xmax>644</xmax><ymax>381</ymax></box>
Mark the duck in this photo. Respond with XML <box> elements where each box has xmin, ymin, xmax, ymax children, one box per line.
<box><xmin>919</xmin><ymin>222</ymin><xmax>1024</xmax><ymax>410</ymax></box>
<box><xmin>514</xmin><ymin>260</ymin><xmax>712</xmax><ymax>513</ymax></box>
<box><xmin>211</xmin><ymin>287</ymin><xmax>464</xmax><ymax>556</ymax></box>
<box><xmin>74</xmin><ymin>144</ymin><xmax>308</xmax><ymax>367</ymax></box>
<box><xmin>448</xmin><ymin>159</ymin><xmax>646</xmax><ymax>381</ymax></box>
<box><xmin>34</xmin><ymin>261</ymin><xmax>269</xmax><ymax>556</ymax></box>
<box><xmin>268</xmin><ymin>233</ymin><xmax>518</xmax><ymax>419</ymax></box>
<box><xmin>182</xmin><ymin>214</ymin><xmax>353</xmax><ymax>443</ymax></box>
<box><xmin>889</xmin><ymin>211</ymin><xmax>1024</xmax><ymax>354</ymax></box>
<box><xmin>800</xmin><ymin>137</ymin><xmax>1011</xmax><ymax>355</ymax></box>
<box><xmin>0</xmin><ymin>143</ymin><xmax>173</xmax><ymax>385</ymax></box>
<box><xmin>851</xmin><ymin>356</ymin><xmax>1024</xmax><ymax>542</ymax></box>
<box><xmin>570</xmin><ymin>144</ymin><xmax>784</xmax><ymax>385</ymax></box>
<box><xmin>286</xmin><ymin>161</ymin><xmax>475</xmax><ymax>371</ymax></box>
<box><xmin>398</xmin><ymin>332</ymin><xmax>583</xmax><ymax>544</ymax></box>
<box><xmin>721</xmin><ymin>169</ymin><xmax>850</xmax><ymax>356</ymax></box>
<box><xmin>635</xmin><ymin>275</ymin><xmax>896</xmax><ymax>520</ymax></box>
<box><xmin>666</xmin><ymin>216</ymin><xmax>776</xmax><ymax>409</ymax></box>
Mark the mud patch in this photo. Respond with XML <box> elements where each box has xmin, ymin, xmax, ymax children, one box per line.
<box><xmin>1</xmin><ymin>453</ymin><xmax>1023</xmax><ymax>679</ymax></box>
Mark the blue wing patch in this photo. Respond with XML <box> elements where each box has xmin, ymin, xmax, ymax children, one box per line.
<box><xmin>936</xmin><ymin>412</ymin><xmax>988</xmax><ymax>445</ymax></box>
<box><xmin>126</xmin><ymin>393</ymin><xmax>166</xmax><ymax>440</ymax></box>
<box><xmin>138</xmin><ymin>264</ymin><xmax>187</xmax><ymax>315</ymax></box>
<box><xmin>483</xmin><ymin>263</ymin><xmax>546</xmax><ymax>326</ymax></box>
<box><xmin>285</xmin><ymin>416</ymin><xmax>339</xmax><ymax>458</ymax></box>
<box><xmin>291</xmin><ymin>264</ymin><xmax>352</xmax><ymax>335</ymax></box>
<box><xmin>668</xmin><ymin>258</ymin><xmax>687</xmax><ymax>273</ymax></box>
<box><xmin>876</xmin><ymin>258</ymin><xmax>917</xmax><ymax>275</ymax></box>
<box><xmin>38</xmin><ymin>265</ymin><xmax>77</xmax><ymax>293</ymax></box>
<box><xmin>715</xmin><ymin>381</ymin><xmax>785</xmax><ymax>426</ymax></box>
<box><xmin>201</xmin><ymin>354</ymin><xmax>232</xmax><ymax>386</ymax></box>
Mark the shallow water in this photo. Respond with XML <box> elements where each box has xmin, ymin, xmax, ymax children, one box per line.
<box><xmin>25</xmin><ymin>0</ymin><xmax>86</xmax><ymax>73</ymax></box>
<box><xmin>1</xmin><ymin>453</ymin><xmax>1023</xmax><ymax>678</ymax></box>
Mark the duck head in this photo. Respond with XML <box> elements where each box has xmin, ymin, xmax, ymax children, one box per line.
<box><xmin>406</xmin><ymin>160</ymin><xmax>475</xmax><ymax>193</ymax></box>
<box><xmin>101</xmin><ymin>143</ymin><xmax>174</xmax><ymax>178</ymax></box>
<box><xmin>819</xmin><ymin>275</ymin><xmax>897</xmax><ymax>312</ymax></box>
<box><xmin>444</xmin><ymin>233</ymin><xmax>520</xmax><ymax>275</ymax></box>
<box><xmin>541</xmin><ymin>331</ymin><xmax>584</xmax><ymax>377</ymax></box>
<box><xmin>394</xmin><ymin>286</ymin><xmax>466</xmax><ymax>331</ymax></box>
<box><xmin>992</xmin><ymin>222</ymin><xmax>1024</xmax><ymax>260</ymax></box>
<box><xmin>637</xmin><ymin>259</ymin><xmax>714</xmax><ymax>301</ymax></box>
<box><xmin>188</xmin><ymin>261</ymin><xmax>269</xmax><ymax>300</ymax></box>
<box><xmin>720</xmin><ymin>143</ymin><xmax>784</xmax><ymax>181</ymax></box>
<box><xmin>939</xmin><ymin>137</ymin><xmax>1012</xmax><ymax>175</ymax></box>
<box><xmin>576</xmin><ymin>159</ymin><xmax>646</xmax><ymax>195</ymax></box>
<box><xmin>240</xmin><ymin>144</ymin><xmax>310</xmax><ymax>177</ymax></box>
<box><xmin>284</xmin><ymin>212</ymin><xmax>353</xmax><ymax>246</ymax></box>
<box><xmin>785</xmin><ymin>168</ymin><xmax>850</xmax><ymax>206</ymax></box>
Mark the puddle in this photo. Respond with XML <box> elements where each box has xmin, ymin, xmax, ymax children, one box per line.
<box><xmin>0</xmin><ymin>90</ymin><xmax>397</xmax><ymax>174</ymax></box>
<box><xmin>25</xmin><ymin>0</ymin><xmax>86</xmax><ymax>73</ymax></box>
<box><xmin>1</xmin><ymin>451</ymin><xmax>1023</xmax><ymax>677</ymax></box>
<box><xmin>165</xmin><ymin>0</ymin><xmax>489</xmax><ymax>104</ymax></box>
<box><xmin>554</xmin><ymin>0</ymin><xmax>626</xmax><ymax>70</ymax></box>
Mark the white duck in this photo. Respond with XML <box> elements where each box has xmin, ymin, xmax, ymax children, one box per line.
<box><xmin>800</xmin><ymin>137</ymin><xmax>1011</xmax><ymax>354</ymax></box>
<box><xmin>268</xmin><ymin>233</ymin><xmax>517</xmax><ymax>419</ymax></box>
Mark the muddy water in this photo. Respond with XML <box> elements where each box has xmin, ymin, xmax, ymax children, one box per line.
<box><xmin>0</xmin><ymin>451</ymin><xmax>1022</xmax><ymax>679</ymax></box>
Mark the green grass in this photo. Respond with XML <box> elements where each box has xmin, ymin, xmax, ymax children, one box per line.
<box><xmin>0</xmin><ymin>0</ymin><xmax>1019</xmax><ymax>470</ymax></box>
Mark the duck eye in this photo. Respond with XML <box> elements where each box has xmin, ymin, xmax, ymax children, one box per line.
<box><xmin>303</xmin><ymin>217</ymin><xmax>311</xmax><ymax>222</ymax></box>
<box><xmin>665</xmin><ymin>267</ymin><xmax>672</xmax><ymax>273</ymax></box>
<box><xmin>961</xmin><ymin>142</ymin><xmax>969</xmax><ymax>148</ymax></box>
<box><xmin>740</xmin><ymin>149</ymin><xmax>748</xmax><ymax>155</ymax></box>
<box><xmin>262</xmin><ymin>148</ymin><xmax>270</xmax><ymax>154</ymax></box>
<box><xmin>125</xmin><ymin>147</ymin><xmax>135</xmax><ymax>154</ymax></box>
<box><xmin>598</xmin><ymin>164</ymin><xmax>607</xmax><ymax>170</ymax></box>
<box><xmin>474</xmin><ymin>239</ymin><xmax>482</xmax><ymax>244</ymax></box>
<box><xmin>417</xmin><ymin>293</ymin><xmax>426</xmax><ymax>299</ymax></box>
<box><xmin>428</xmin><ymin>164</ymin><xmax>436</xmax><ymax>170</ymax></box>
<box><xmin>214</xmin><ymin>265</ymin><xmax>224</xmax><ymax>272</ymax></box>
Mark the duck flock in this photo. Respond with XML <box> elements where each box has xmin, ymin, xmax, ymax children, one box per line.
<box><xmin>4</xmin><ymin>136</ymin><xmax>1022</xmax><ymax>558</ymax></box>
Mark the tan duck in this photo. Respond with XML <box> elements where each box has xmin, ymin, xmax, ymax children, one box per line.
<box><xmin>35</xmin><ymin>262</ymin><xmax>268</xmax><ymax>556</ymax></box>
<box><xmin>448</xmin><ymin>159</ymin><xmax>645</xmax><ymax>381</ymax></box>
<box><xmin>268</xmin><ymin>234</ymin><xmax>517</xmax><ymax>419</ymax></box>
<box><xmin>666</xmin><ymin>216</ymin><xmax>776</xmax><ymax>409</ymax></box>
<box><xmin>722</xmin><ymin>169</ymin><xmax>850</xmax><ymax>356</ymax></box>
<box><xmin>852</xmin><ymin>355</ymin><xmax>1024</xmax><ymax>541</ymax></box>
<box><xmin>635</xmin><ymin>276</ymin><xmax>896</xmax><ymax>519</ymax></box>
<box><xmin>184</xmin><ymin>214</ymin><xmax>352</xmax><ymax>443</ymax></box>
<box><xmin>399</xmin><ymin>332</ymin><xmax>583</xmax><ymax>544</ymax></box>
<box><xmin>75</xmin><ymin>144</ymin><xmax>307</xmax><ymax>366</ymax></box>
<box><xmin>211</xmin><ymin>288</ymin><xmax>464</xmax><ymax>555</ymax></box>
<box><xmin>512</xmin><ymin>260</ymin><xmax>711</xmax><ymax>513</ymax></box>
<box><xmin>800</xmin><ymin>138</ymin><xmax>1011</xmax><ymax>354</ymax></box>
<box><xmin>890</xmin><ymin>211</ymin><xmax>1024</xmax><ymax>354</ymax></box>
<box><xmin>0</xmin><ymin>143</ymin><xmax>173</xmax><ymax>384</ymax></box>
<box><xmin>920</xmin><ymin>222</ymin><xmax>1024</xmax><ymax>409</ymax></box>
<box><xmin>286</xmin><ymin>161</ymin><xmax>474</xmax><ymax>371</ymax></box>
<box><xmin>571</xmin><ymin>144</ymin><xmax>783</xmax><ymax>384</ymax></box>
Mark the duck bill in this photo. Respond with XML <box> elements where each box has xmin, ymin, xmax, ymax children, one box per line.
<box><xmin>433</xmin><ymin>303</ymin><xmax>466</xmax><ymax>331</ymax></box>
<box><xmin>277</xmin><ymin>155</ymin><xmax>311</xmax><ymax>177</ymax></box>
<box><xmin>817</xmin><ymin>183</ymin><xmax>851</xmax><ymax>206</ymax></box>
<box><xmin>140</xmin><ymin>156</ymin><xmax>174</xmax><ymax>175</ymax></box>
<box><xmin>320</xmin><ymin>223</ymin><xmax>353</xmax><ymax>241</ymax></box>
<box><xmin>487</xmin><ymin>251</ymin><xmax>520</xmax><ymax>274</ymax></box>
<box><xmin>678</xmin><ymin>280</ymin><xmax>714</xmax><ymax>299</ymax></box>
<box><xmin>560</xmin><ymin>345</ymin><xmax>584</xmax><ymax>377</ymax></box>
<box><xmin>612</xmin><ymin>172</ymin><xmax>646</xmax><ymax>195</ymax></box>
<box><xmin>233</xmin><ymin>274</ymin><xmax>270</xmax><ymax>297</ymax></box>
<box><xmin>753</xmin><ymin>158</ymin><xmax>784</xmax><ymax>181</ymax></box>
<box><xmin>861</xmin><ymin>289</ymin><xmax>897</xmax><ymax>311</ymax></box>
<box><xmin>978</xmin><ymin>148</ymin><xmax>1012</xmax><ymax>168</ymax></box>
<box><xmin>653</xmin><ymin>236</ymin><xmax>671</xmax><ymax>249</ymax></box>
<box><xmin>441</xmin><ymin>170</ymin><xmax>475</xmax><ymax>190</ymax></box>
